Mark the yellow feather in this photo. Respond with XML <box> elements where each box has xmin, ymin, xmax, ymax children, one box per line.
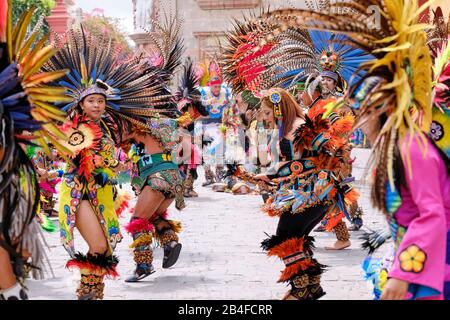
<box><xmin>18</xmin><ymin>30</ymin><xmax>38</xmax><ymax>62</ymax></box>
<box><xmin>32</xmin><ymin>107</ymin><xmax>66</xmax><ymax>123</ymax></box>
<box><xmin>42</xmin><ymin>134</ymin><xmax>73</xmax><ymax>161</ymax></box>
<box><xmin>6</xmin><ymin>0</ymin><xmax>12</xmax><ymax>61</ymax></box>
<box><xmin>372</xmin><ymin>42</ymin><xmax>411</xmax><ymax>53</ymax></box>
<box><xmin>28</xmin><ymin>93</ymin><xmax>72</xmax><ymax>103</ymax></box>
<box><xmin>12</xmin><ymin>7</ymin><xmax>35</xmax><ymax>56</ymax></box>
<box><xmin>22</xmin><ymin>45</ymin><xmax>57</xmax><ymax>79</ymax></box>
<box><xmin>79</xmin><ymin>52</ymin><xmax>88</xmax><ymax>85</ymax></box>
<box><xmin>409</xmin><ymin>0</ymin><xmax>438</xmax><ymax>22</ymax></box>
<box><xmin>26</xmin><ymin>86</ymin><xmax>69</xmax><ymax>96</ymax></box>
<box><xmin>23</xmin><ymin>70</ymin><xmax>69</xmax><ymax>87</ymax></box>
<box><xmin>36</xmin><ymin>136</ymin><xmax>51</xmax><ymax>156</ymax></box>
<box><xmin>33</xmin><ymin>101</ymin><xmax>67</xmax><ymax>117</ymax></box>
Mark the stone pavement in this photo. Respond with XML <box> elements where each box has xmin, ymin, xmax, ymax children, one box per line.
<box><xmin>27</xmin><ymin>148</ymin><xmax>391</xmax><ymax>300</ymax></box>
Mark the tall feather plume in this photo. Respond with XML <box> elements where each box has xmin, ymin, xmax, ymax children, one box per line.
<box><xmin>43</xmin><ymin>22</ymin><xmax>179</xmax><ymax>138</ymax></box>
<box><xmin>145</xmin><ymin>8</ymin><xmax>185</xmax><ymax>83</ymax></box>
<box><xmin>220</xmin><ymin>4</ymin><xmax>371</xmax><ymax>97</ymax></box>
<box><xmin>1</xmin><ymin>0</ymin><xmax>70</xmax><ymax>279</ymax></box>
<box><xmin>251</xmin><ymin>0</ymin><xmax>434</xmax><ymax>214</ymax></box>
<box><xmin>174</xmin><ymin>57</ymin><xmax>201</xmax><ymax>103</ymax></box>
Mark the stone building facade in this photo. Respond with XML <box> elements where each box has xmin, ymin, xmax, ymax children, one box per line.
<box><xmin>130</xmin><ymin>0</ymin><xmax>308</xmax><ymax>61</ymax></box>
<box><xmin>129</xmin><ymin>0</ymin><xmax>450</xmax><ymax>63</ymax></box>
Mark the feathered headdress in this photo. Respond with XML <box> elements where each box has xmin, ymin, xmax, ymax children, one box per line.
<box><xmin>141</xmin><ymin>11</ymin><xmax>184</xmax><ymax>85</ymax></box>
<box><xmin>198</xmin><ymin>59</ymin><xmax>223</xmax><ymax>87</ymax></box>
<box><xmin>220</xmin><ymin>9</ymin><xmax>371</xmax><ymax>95</ymax></box>
<box><xmin>423</xmin><ymin>6</ymin><xmax>449</xmax><ymax>53</ymax></box>
<box><xmin>174</xmin><ymin>58</ymin><xmax>208</xmax><ymax>117</ymax></box>
<box><xmin>251</xmin><ymin>0</ymin><xmax>434</xmax><ymax>213</ymax></box>
<box><xmin>42</xmin><ymin>23</ymin><xmax>179</xmax><ymax>133</ymax></box>
<box><xmin>220</xmin><ymin>10</ymin><xmax>275</xmax><ymax>93</ymax></box>
<box><xmin>0</xmin><ymin>0</ymin><xmax>70</xmax><ymax>279</ymax></box>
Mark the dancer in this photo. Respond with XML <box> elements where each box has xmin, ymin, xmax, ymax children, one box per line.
<box><xmin>0</xmin><ymin>0</ymin><xmax>70</xmax><ymax>299</ymax></box>
<box><xmin>198</xmin><ymin>60</ymin><xmax>233</xmax><ymax>185</ymax></box>
<box><xmin>175</xmin><ymin>58</ymin><xmax>209</xmax><ymax>198</ymax></box>
<box><xmin>221</xmin><ymin>12</ymin><xmax>363</xmax><ymax>299</ymax></box>
<box><xmin>255</xmin><ymin>0</ymin><xmax>449</xmax><ymax>300</ymax></box>
<box><xmin>44</xmin><ymin>24</ymin><xmax>174</xmax><ymax>299</ymax></box>
<box><xmin>30</xmin><ymin>145</ymin><xmax>63</xmax><ymax>218</ymax></box>
<box><xmin>123</xmin><ymin>15</ymin><xmax>200</xmax><ymax>282</ymax></box>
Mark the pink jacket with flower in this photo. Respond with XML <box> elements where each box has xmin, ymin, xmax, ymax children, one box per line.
<box><xmin>388</xmin><ymin>136</ymin><xmax>450</xmax><ymax>299</ymax></box>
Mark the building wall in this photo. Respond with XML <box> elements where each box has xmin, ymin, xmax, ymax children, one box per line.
<box><xmin>152</xmin><ymin>0</ymin><xmax>450</xmax><ymax>63</ymax></box>
<box><xmin>159</xmin><ymin>0</ymin><xmax>307</xmax><ymax>61</ymax></box>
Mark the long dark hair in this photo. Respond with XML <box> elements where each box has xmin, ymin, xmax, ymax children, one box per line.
<box><xmin>260</xmin><ymin>88</ymin><xmax>304</xmax><ymax>138</ymax></box>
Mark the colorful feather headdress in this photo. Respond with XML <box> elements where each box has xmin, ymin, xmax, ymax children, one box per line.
<box><xmin>247</xmin><ymin>0</ymin><xmax>434</xmax><ymax>213</ymax></box>
<box><xmin>141</xmin><ymin>10</ymin><xmax>184</xmax><ymax>86</ymax></box>
<box><xmin>198</xmin><ymin>59</ymin><xmax>223</xmax><ymax>87</ymax></box>
<box><xmin>42</xmin><ymin>22</ymin><xmax>182</xmax><ymax>133</ymax></box>
<box><xmin>174</xmin><ymin>58</ymin><xmax>208</xmax><ymax>116</ymax></box>
<box><xmin>220</xmin><ymin>8</ymin><xmax>371</xmax><ymax>96</ymax></box>
<box><xmin>0</xmin><ymin>0</ymin><xmax>70</xmax><ymax>278</ymax></box>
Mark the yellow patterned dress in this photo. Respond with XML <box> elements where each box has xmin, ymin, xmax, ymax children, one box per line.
<box><xmin>58</xmin><ymin>117</ymin><xmax>123</xmax><ymax>257</ymax></box>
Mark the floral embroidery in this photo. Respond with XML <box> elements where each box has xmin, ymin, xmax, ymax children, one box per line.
<box><xmin>318</xmin><ymin>171</ymin><xmax>328</xmax><ymax>180</ymax></box>
<box><xmin>399</xmin><ymin>244</ymin><xmax>426</xmax><ymax>273</ymax></box>
<box><xmin>290</xmin><ymin>161</ymin><xmax>303</xmax><ymax>174</ymax></box>
<box><xmin>430</xmin><ymin>121</ymin><xmax>443</xmax><ymax>141</ymax></box>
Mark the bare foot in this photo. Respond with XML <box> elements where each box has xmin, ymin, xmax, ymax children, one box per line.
<box><xmin>325</xmin><ymin>240</ymin><xmax>351</xmax><ymax>250</ymax></box>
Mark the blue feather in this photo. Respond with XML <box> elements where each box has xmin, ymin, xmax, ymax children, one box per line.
<box><xmin>2</xmin><ymin>92</ymin><xmax>27</xmax><ymax>106</ymax></box>
<box><xmin>72</xmin><ymin>69</ymin><xmax>82</xmax><ymax>83</ymax></box>
<box><xmin>90</xmin><ymin>65</ymin><xmax>98</xmax><ymax>81</ymax></box>
<box><xmin>67</xmin><ymin>72</ymin><xmax>81</xmax><ymax>87</ymax></box>
<box><xmin>58</xmin><ymin>80</ymin><xmax>78</xmax><ymax>91</ymax></box>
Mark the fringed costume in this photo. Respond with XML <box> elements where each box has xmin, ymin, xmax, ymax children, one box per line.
<box><xmin>124</xmin><ymin>13</ymin><xmax>190</xmax><ymax>282</ymax></box>
<box><xmin>0</xmin><ymin>0</ymin><xmax>71</xmax><ymax>299</ymax></box>
<box><xmin>220</xmin><ymin>10</ymin><xmax>365</xmax><ymax>299</ymax></box>
<box><xmin>43</xmin><ymin>21</ymin><xmax>177</xmax><ymax>298</ymax></box>
<box><xmin>254</xmin><ymin>0</ymin><xmax>449</xmax><ymax>300</ymax></box>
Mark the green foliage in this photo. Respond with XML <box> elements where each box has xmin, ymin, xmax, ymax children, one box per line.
<box><xmin>82</xmin><ymin>13</ymin><xmax>132</xmax><ymax>55</ymax></box>
<box><xmin>12</xmin><ymin>0</ymin><xmax>56</xmax><ymax>33</ymax></box>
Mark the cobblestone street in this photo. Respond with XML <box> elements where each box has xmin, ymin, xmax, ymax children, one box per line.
<box><xmin>27</xmin><ymin>148</ymin><xmax>389</xmax><ymax>300</ymax></box>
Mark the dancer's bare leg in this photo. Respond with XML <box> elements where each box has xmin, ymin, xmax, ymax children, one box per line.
<box><xmin>0</xmin><ymin>246</ymin><xmax>16</xmax><ymax>290</ymax></box>
<box><xmin>75</xmin><ymin>201</ymin><xmax>108</xmax><ymax>254</ymax></box>
<box><xmin>125</xmin><ymin>187</ymin><xmax>165</xmax><ymax>282</ymax></box>
<box><xmin>134</xmin><ymin>187</ymin><xmax>165</xmax><ymax>219</ymax></box>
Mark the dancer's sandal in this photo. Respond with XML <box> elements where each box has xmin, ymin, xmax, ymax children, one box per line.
<box><xmin>125</xmin><ymin>264</ymin><xmax>155</xmax><ymax>282</ymax></box>
<box><xmin>162</xmin><ymin>241</ymin><xmax>182</xmax><ymax>269</ymax></box>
